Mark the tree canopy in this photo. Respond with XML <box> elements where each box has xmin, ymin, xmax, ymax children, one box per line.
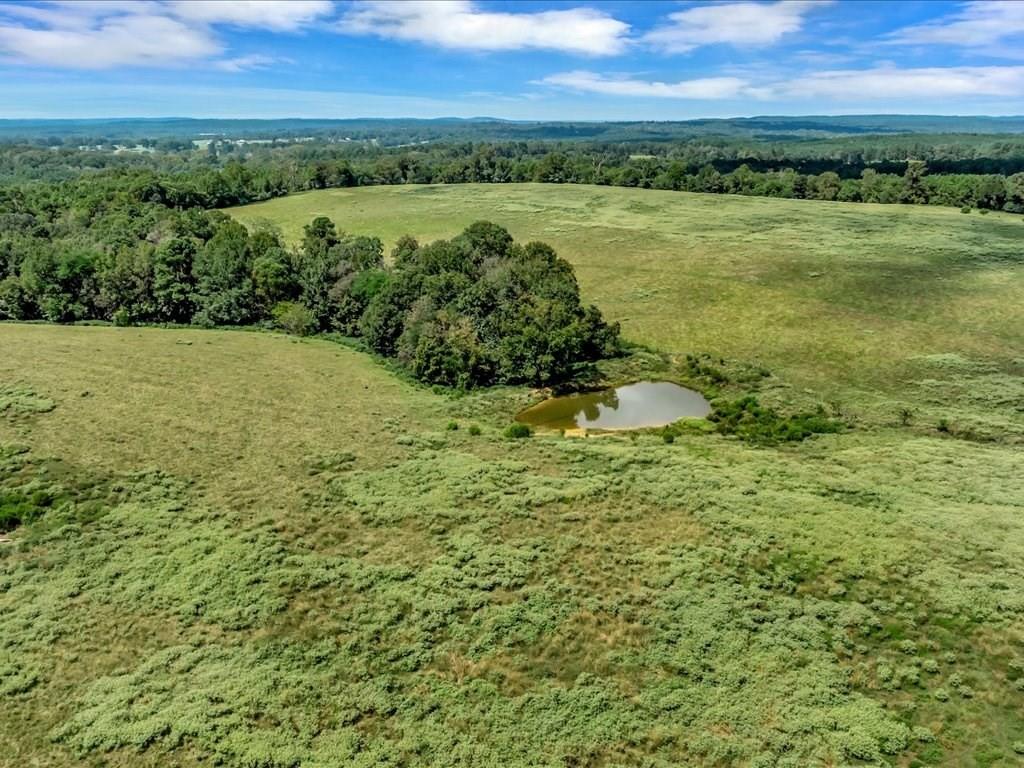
<box><xmin>0</xmin><ymin>195</ymin><xmax>620</xmax><ymax>388</ymax></box>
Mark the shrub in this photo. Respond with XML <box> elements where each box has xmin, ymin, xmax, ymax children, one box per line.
<box><xmin>272</xmin><ymin>301</ymin><xmax>316</xmax><ymax>337</ymax></box>
<box><xmin>112</xmin><ymin>307</ymin><xmax>133</xmax><ymax>327</ymax></box>
<box><xmin>445</xmin><ymin>421</ymin><xmax>459</xmax><ymax>431</ymax></box>
<box><xmin>504</xmin><ymin>423</ymin><xmax>532</xmax><ymax>439</ymax></box>
<box><xmin>913</xmin><ymin>727</ymin><xmax>935</xmax><ymax>743</ymax></box>
<box><xmin>661</xmin><ymin>431</ymin><xmax>676</xmax><ymax>444</ymax></box>
<box><xmin>708</xmin><ymin>395</ymin><xmax>843</xmax><ymax>444</ymax></box>
<box><xmin>468</xmin><ymin>424</ymin><xmax>481</xmax><ymax>436</ymax></box>
<box><xmin>0</xmin><ymin>488</ymin><xmax>55</xmax><ymax>532</ymax></box>
<box><xmin>0</xmin><ymin>276</ymin><xmax>29</xmax><ymax>320</ymax></box>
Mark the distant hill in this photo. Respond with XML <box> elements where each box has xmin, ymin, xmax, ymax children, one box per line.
<box><xmin>2</xmin><ymin>115</ymin><xmax>1024</xmax><ymax>145</ymax></box>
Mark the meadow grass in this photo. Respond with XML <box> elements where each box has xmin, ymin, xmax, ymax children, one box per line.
<box><xmin>229</xmin><ymin>184</ymin><xmax>1024</xmax><ymax>423</ymax></box>
<box><xmin>1</xmin><ymin>186</ymin><xmax>1022</xmax><ymax>767</ymax></box>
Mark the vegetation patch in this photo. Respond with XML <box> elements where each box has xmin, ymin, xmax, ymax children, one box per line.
<box><xmin>708</xmin><ymin>396</ymin><xmax>845</xmax><ymax>444</ymax></box>
<box><xmin>3</xmin><ymin>173</ymin><xmax>1024</xmax><ymax>766</ymax></box>
<box><xmin>0</xmin><ymin>384</ymin><xmax>55</xmax><ymax>417</ymax></box>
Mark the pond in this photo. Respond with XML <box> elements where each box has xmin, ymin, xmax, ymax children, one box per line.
<box><xmin>516</xmin><ymin>380</ymin><xmax>711</xmax><ymax>431</ymax></box>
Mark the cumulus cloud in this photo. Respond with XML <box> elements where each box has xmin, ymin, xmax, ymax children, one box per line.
<box><xmin>886</xmin><ymin>1</ymin><xmax>1024</xmax><ymax>53</ymax></box>
<box><xmin>540</xmin><ymin>70</ymin><xmax>750</xmax><ymax>99</ymax></box>
<box><xmin>0</xmin><ymin>10</ymin><xmax>220</xmax><ymax>68</ymax></box>
<box><xmin>643</xmin><ymin>1</ymin><xmax>824</xmax><ymax>54</ymax></box>
<box><xmin>339</xmin><ymin>0</ymin><xmax>630</xmax><ymax>56</ymax></box>
<box><xmin>0</xmin><ymin>0</ymin><xmax>332</xmax><ymax>69</ymax></box>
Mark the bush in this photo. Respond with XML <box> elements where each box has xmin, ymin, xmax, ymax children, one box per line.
<box><xmin>468</xmin><ymin>424</ymin><xmax>481</xmax><ymax>436</ymax></box>
<box><xmin>112</xmin><ymin>307</ymin><xmax>133</xmax><ymax>327</ymax></box>
<box><xmin>0</xmin><ymin>488</ymin><xmax>55</xmax><ymax>532</ymax></box>
<box><xmin>272</xmin><ymin>302</ymin><xmax>316</xmax><ymax>337</ymax></box>
<box><xmin>0</xmin><ymin>276</ymin><xmax>29</xmax><ymax>320</ymax></box>
<box><xmin>913</xmin><ymin>727</ymin><xmax>935</xmax><ymax>743</ymax></box>
<box><xmin>937</xmin><ymin>418</ymin><xmax>951</xmax><ymax>433</ymax></box>
<box><xmin>708</xmin><ymin>395</ymin><xmax>843</xmax><ymax>444</ymax></box>
<box><xmin>445</xmin><ymin>421</ymin><xmax>459</xmax><ymax>431</ymax></box>
<box><xmin>504</xmin><ymin>423</ymin><xmax>532</xmax><ymax>439</ymax></box>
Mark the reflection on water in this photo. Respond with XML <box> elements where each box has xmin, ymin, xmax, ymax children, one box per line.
<box><xmin>516</xmin><ymin>381</ymin><xmax>711</xmax><ymax>431</ymax></box>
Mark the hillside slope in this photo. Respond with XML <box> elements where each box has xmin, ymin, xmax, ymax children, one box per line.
<box><xmin>3</xmin><ymin>187</ymin><xmax>1023</xmax><ymax>766</ymax></box>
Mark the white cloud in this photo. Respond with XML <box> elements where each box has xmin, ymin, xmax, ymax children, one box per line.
<box><xmin>168</xmin><ymin>1</ymin><xmax>333</xmax><ymax>32</ymax></box>
<box><xmin>0</xmin><ymin>11</ymin><xmax>220</xmax><ymax>68</ymax></box>
<box><xmin>0</xmin><ymin>2</ymin><xmax>158</xmax><ymax>29</ymax></box>
<box><xmin>0</xmin><ymin>1</ymin><xmax>333</xmax><ymax>69</ymax></box>
<box><xmin>643</xmin><ymin>1</ymin><xmax>824</xmax><ymax>54</ymax></box>
<box><xmin>339</xmin><ymin>0</ymin><xmax>630</xmax><ymax>56</ymax></box>
<box><xmin>539</xmin><ymin>64</ymin><xmax>1024</xmax><ymax>103</ymax></box>
<box><xmin>886</xmin><ymin>1</ymin><xmax>1024</xmax><ymax>52</ymax></box>
<box><xmin>213</xmin><ymin>54</ymin><xmax>288</xmax><ymax>73</ymax></box>
<box><xmin>775</xmin><ymin>65</ymin><xmax>1024</xmax><ymax>100</ymax></box>
<box><xmin>539</xmin><ymin>70</ymin><xmax>751</xmax><ymax>99</ymax></box>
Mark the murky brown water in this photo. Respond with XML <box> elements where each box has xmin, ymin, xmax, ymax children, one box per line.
<box><xmin>516</xmin><ymin>381</ymin><xmax>711</xmax><ymax>431</ymax></box>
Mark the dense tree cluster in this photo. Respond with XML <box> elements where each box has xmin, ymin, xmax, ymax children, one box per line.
<box><xmin>353</xmin><ymin>221</ymin><xmax>620</xmax><ymax>386</ymax></box>
<box><xmin>0</xmin><ymin>170</ymin><xmax>618</xmax><ymax>387</ymax></box>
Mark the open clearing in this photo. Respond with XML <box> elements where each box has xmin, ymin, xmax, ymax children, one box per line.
<box><xmin>228</xmin><ymin>184</ymin><xmax>1024</xmax><ymax>411</ymax></box>
<box><xmin>2</xmin><ymin>186</ymin><xmax>1022</xmax><ymax>767</ymax></box>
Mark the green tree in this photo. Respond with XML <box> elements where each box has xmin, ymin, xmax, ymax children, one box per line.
<box><xmin>899</xmin><ymin>160</ymin><xmax>929</xmax><ymax>204</ymax></box>
<box><xmin>152</xmin><ymin>238</ymin><xmax>197</xmax><ymax>323</ymax></box>
<box><xmin>192</xmin><ymin>219</ymin><xmax>254</xmax><ymax>326</ymax></box>
<box><xmin>252</xmin><ymin>246</ymin><xmax>297</xmax><ymax>308</ymax></box>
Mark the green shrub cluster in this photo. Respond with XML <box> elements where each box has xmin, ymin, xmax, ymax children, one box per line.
<box><xmin>708</xmin><ymin>396</ymin><xmax>844</xmax><ymax>444</ymax></box>
<box><xmin>0</xmin><ymin>487</ymin><xmax>55</xmax><ymax>532</ymax></box>
<box><xmin>504</xmin><ymin>423</ymin><xmax>532</xmax><ymax>439</ymax></box>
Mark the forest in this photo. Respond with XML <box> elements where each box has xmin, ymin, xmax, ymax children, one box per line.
<box><xmin>0</xmin><ymin>162</ymin><xmax>618</xmax><ymax>387</ymax></box>
<box><xmin>3</xmin><ymin>129</ymin><xmax>1022</xmax><ymax>368</ymax></box>
<box><xmin>3</xmin><ymin>133</ymin><xmax>1024</xmax><ymax>212</ymax></box>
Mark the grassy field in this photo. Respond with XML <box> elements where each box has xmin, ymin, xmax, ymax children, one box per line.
<box><xmin>2</xmin><ymin>186</ymin><xmax>1023</xmax><ymax>767</ymax></box>
<box><xmin>228</xmin><ymin>184</ymin><xmax>1024</xmax><ymax>417</ymax></box>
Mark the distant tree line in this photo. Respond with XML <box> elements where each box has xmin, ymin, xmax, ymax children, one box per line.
<box><xmin>2</xmin><ymin>140</ymin><xmax>1024</xmax><ymax>213</ymax></box>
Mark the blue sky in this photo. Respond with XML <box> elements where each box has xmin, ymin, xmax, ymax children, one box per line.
<box><xmin>1</xmin><ymin>1</ymin><xmax>1023</xmax><ymax>119</ymax></box>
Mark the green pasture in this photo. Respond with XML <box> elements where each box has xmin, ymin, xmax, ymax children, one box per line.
<box><xmin>2</xmin><ymin>186</ymin><xmax>1022</xmax><ymax>766</ymax></box>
